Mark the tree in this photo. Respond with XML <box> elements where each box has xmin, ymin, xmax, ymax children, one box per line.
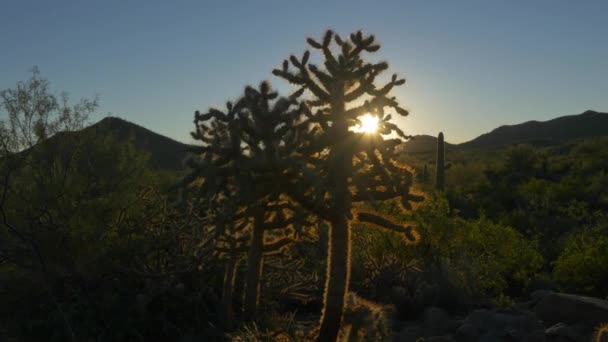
<box><xmin>0</xmin><ymin>69</ymin><xmax>184</xmax><ymax>341</ymax></box>
<box><xmin>0</xmin><ymin>68</ymin><xmax>101</xmax><ymax>341</ymax></box>
<box><xmin>0</xmin><ymin>67</ymin><xmax>97</xmax><ymax>154</ymax></box>
<box><xmin>273</xmin><ymin>30</ymin><xmax>421</xmax><ymax>341</ymax></box>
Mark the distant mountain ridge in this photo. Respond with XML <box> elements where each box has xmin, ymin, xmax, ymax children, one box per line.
<box><xmin>397</xmin><ymin>134</ymin><xmax>456</xmax><ymax>153</ymax></box>
<box><xmin>85</xmin><ymin>116</ymin><xmax>193</xmax><ymax>170</ymax></box>
<box><xmin>49</xmin><ymin>111</ymin><xmax>608</xmax><ymax>166</ymax></box>
<box><xmin>399</xmin><ymin>110</ymin><xmax>608</xmax><ymax>153</ymax></box>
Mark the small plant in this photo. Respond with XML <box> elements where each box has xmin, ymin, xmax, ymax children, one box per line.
<box><xmin>342</xmin><ymin>293</ymin><xmax>389</xmax><ymax>342</ymax></box>
<box><xmin>494</xmin><ymin>293</ymin><xmax>514</xmax><ymax>308</ymax></box>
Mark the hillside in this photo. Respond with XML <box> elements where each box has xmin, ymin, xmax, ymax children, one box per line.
<box><xmin>399</xmin><ymin>110</ymin><xmax>608</xmax><ymax>152</ymax></box>
<box><xmin>398</xmin><ymin>134</ymin><xmax>456</xmax><ymax>153</ymax></box>
<box><xmin>459</xmin><ymin>110</ymin><xmax>608</xmax><ymax>149</ymax></box>
<box><xmin>35</xmin><ymin>116</ymin><xmax>193</xmax><ymax>171</ymax></box>
<box><xmin>85</xmin><ymin>116</ymin><xmax>194</xmax><ymax>170</ymax></box>
<box><xmin>39</xmin><ymin>111</ymin><xmax>608</xmax><ymax>166</ymax></box>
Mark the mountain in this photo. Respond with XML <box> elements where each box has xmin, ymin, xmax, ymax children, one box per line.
<box><xmin>39</xmin><ymin>110</ymin><xmax>608</xmax><ymax>166</ymax></box>
<box><xmin>398</xmin><ymin>134</ymin><xmax>456</xmax><ymax>153</ymax></box>
<box><xmin>458</xmin><ymin>110</ymin><xmax>608</xmax><ymax>149</ymax></box>
<box><xmin>399</xmin><ymin>110</ymin><xmax>608</xmax><ymax>153</ymax></box>
<box><xmin>81</xmin><ymin>116</ymin><xmax>194</xmax><ymax>170</ymax></box>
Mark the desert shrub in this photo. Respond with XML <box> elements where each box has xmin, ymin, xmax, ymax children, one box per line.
<box><xmin>414</xmin><ymin>196</ymin><xmax>543</xmax><ymax>302</ymax></box>
<box><xmin>351</xmin><ymin>224</ymin><xmax>420</xmax><ymax>301</ymax></box>
<box><xmin>553</xmin><ymin>216</ymin><xmax>608</xmax><ymax>297</ymax></box>
<box><xmin>0</xmin><ymin>134</ymin><xmax>223</xmax><ymax>341</ymax></box>
<box><xmin>261</xmin><ymin>249</ymin><xmax>324</xmax><ymax>313</ymax></box>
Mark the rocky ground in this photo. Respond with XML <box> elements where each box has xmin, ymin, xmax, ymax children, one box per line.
<box><xmin>390</xmin><ymin>291</ymin><xmax>608</xmax><ymax>342</ymax></box>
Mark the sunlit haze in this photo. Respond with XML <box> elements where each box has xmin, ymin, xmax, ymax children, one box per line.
<box><xmin>352</xmin><ymin>114</ymin><xmax>380</xmax><ymax>134</ymax></box>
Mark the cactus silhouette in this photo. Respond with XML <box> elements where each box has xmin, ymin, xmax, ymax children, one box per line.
<box><xmin>436</xmin><ymin>132</ymin><xmax>445</xmax><ymax>191</ymax></box>
<box><xmin>273</xmin><ymin>29</ymin><xmax>422</xmax><ymax>341</ymax></box>
<box><xmin>186</xmin><ymin>82</ymin><xmax>308</xmax><ymax>325</ymax></box>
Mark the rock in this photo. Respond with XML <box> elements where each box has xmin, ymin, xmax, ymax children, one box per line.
<box><xmin>394</xmin><ymin>307</ymin><xmax>459</xmax><ymax>341</ymax></box>
<box><xmin>393</xmin><ymin>325</ymin><xmax>424</xmax><ymax>342</ymax></box>
<box><xmin>454</xmin><ymin>308</ymin><xmax>544</xmax><ymax>342</ymax></box>
<box><xmin>513</xmin><ymin>300</ymin><xmax>535</xmax><ymax>311</ymax></box>
<box><xmin>545</xmin><ymin>322</ymin><xmax>585</xmax><ymax>342</ymax></box>
<box><xmin>422</xmin><ymin>306</ymin><xmax>451</xmax><ymax>330</ymax></box>
<box><xmin>455</xmin><ymin>323</ymin><xmax>479</xmax><ymax>341</ymax></box>
<box><xmin>426</xmin><ymin>336</ymin><xmax>455</xmax><ymax>342</ymax></box>
<box><xmin>534</xmin><ymin>293</ymin><xmax>608</xmax><ymax>327</ymax></box>
<box><xmin>530</xmin><ymin>289</ymin><xmax>554</xmax><ymax>303</ymax></box>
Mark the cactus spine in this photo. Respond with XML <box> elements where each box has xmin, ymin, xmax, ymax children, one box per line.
<box><xmin>436</xmin><ymin>132</ymin><xmax>445</xmax><ymax>191</ymax></box>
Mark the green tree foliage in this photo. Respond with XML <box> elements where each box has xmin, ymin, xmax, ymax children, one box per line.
<box><xmin>0</xmin><ymin>67</ymin><xmax>97</xmax><ymax>154</ymax></box>
<box><xmin>273</xmin><ymin>29</ymin><xmax>421</xmax><ymax>341</ymax></box>
<box><xmin>0</xmin><ymin>71</ymin><xmax>219</xmax><ymax>341</ymax></box>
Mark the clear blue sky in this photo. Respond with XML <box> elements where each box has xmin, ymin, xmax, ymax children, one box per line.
<box><xmin>1</xmin><ymin>0</ymin><xmax>607</xmax><ymax>144</ymax></box>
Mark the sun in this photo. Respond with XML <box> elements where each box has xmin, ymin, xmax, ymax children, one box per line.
<box><xmin>352</xmin><ymin>113</ymin><xmax>379</xmax><ymax>134</ymax></box>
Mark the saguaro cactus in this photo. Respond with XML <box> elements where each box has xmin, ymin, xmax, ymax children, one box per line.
<box><xmin>436</xmin><ymin>132</ymin><xmax>445</xmax><ymax>191</ymax></box>
<box><xmin>273</xmin><ymin>30</ymin><xmax>422</xmax><ymax>341</ymax></box>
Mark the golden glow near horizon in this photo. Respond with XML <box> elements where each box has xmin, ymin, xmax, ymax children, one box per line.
<box><xmin>352</xmin><ymin>113</ymin><xmax>379</xmax><ymax>134</ymax></box>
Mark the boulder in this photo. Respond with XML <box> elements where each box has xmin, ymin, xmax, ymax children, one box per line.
<box><xmin>426</xmin><ymin>336</ymin><xmax>455</xmax><ymax>342</ymax></box>
<box><xmin>455</xmin><ymin>322</ymin><xmax>479</xmax><ymax>341</ymax></box>
<box><xmin>422</xmin><ymin>306</ymin><xmax>451</xmax><ymax>330</ymax></box>
<box><xmin>545</xmin><ymin>322</ymin><xmax>586</xmax><ymax>342</ymax></box>
<box><xmin>530</xmin><ymin>289</ymin><xmax>554</xmax><ymax>304</ymax></box>
<box><xmin>393</xmin><ymin>306</ymin><xmax>460</xmax><ymax>341</ymax></box>
<box><xmin>454</xmin><ymin>308</ymin><xmax>544</xmax><ymax>342</ymax></box>
<box><xmin>534</xmin><ymin>293</ymin><xmax>608</xmax><ymax>327</ymax></box>
<box><xmin>393</xmin><ymin>325</ymin><xmax>424</xmax><ymax>342</ymax></box>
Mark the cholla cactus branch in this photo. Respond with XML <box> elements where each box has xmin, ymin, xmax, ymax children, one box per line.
<box><xmin>273</xmin><ymin>29</ymin><xmax>421</xmax><ymax>342</ymax></box>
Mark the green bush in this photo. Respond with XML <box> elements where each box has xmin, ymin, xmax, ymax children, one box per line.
<box><xmin>414</xmin><ymin>196</ymin><xmax>543</xmax><ymax>301</ymax></box>
<box><xmin>553</xmin><ymin>217</ymin><xmax>608</xmax><ymax>297</ymax></box>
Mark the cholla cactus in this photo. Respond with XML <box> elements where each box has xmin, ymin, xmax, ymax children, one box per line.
<box><xmin>273</xmin><ymin>29</ymin><xmax>422</xmax><ymax>342</ymax></box>
<box><xmin>185</xmin><ymin>82</ymin><xmax>312</xmax><ymax>325</ymax></box>
<box><xmin>596</xmin><ymin>323</ymin><xmax>608</xmax><ymax>342</ymax></box>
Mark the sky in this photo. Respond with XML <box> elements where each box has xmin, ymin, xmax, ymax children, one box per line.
<box><xmin>1</xmin><ymin>0</ymin><xmax>607</xmax><ymax>144</ymax></box>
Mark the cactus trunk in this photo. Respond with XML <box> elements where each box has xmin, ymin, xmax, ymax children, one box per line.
<box><xmin>243</xmin><ymin>208</ymin><xmax>265</xmax><ymax>322</ymax></box>
<box><xmin>318</xmin><ymin>99</ymin><xmax>352</xmax><ymax>341</ymax></box>
<box><xmin>317</xmin><ymin>215</ymin><xmax>350</xmax><ymax>342</ymax></box>
<box><xmin>436</xmin><ymin>132</ymin><xmax>445</xmax><ymax>191</ymax></box>
<box><xmin>219</xmin><ymin>254</ymin><xmax>240</xmax><ymax>331</ymax></box>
